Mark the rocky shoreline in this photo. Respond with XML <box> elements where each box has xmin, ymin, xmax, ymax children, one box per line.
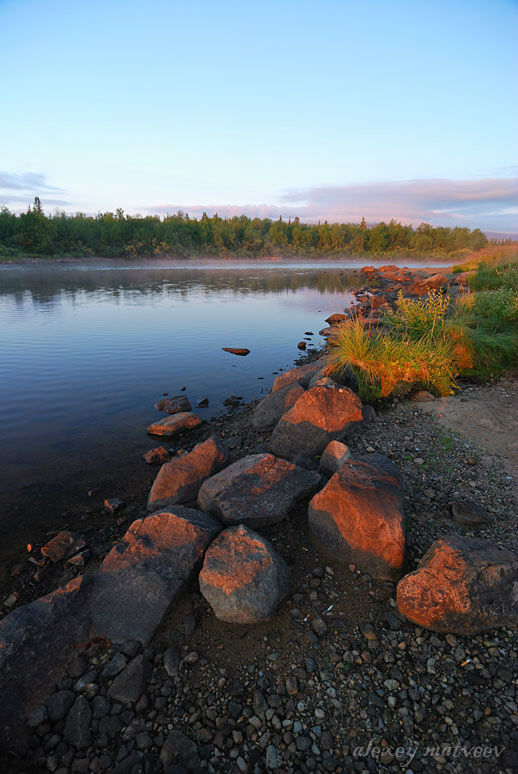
<box><xmin>1</xmin><ymin>266</ymin><xmax>517</xmax><ymax>774</ymax></box>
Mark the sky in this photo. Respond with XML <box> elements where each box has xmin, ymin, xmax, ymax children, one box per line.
<box><xmin>0</xmin><ymin>0</ymin><xmax>517</xmax><ymax>232</ymax></box>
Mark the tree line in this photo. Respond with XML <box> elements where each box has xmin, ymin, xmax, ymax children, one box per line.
<box><xmin>0</xmin><ymin>199</ymin><xmax>488</xmax><ymax>258</ymax></box>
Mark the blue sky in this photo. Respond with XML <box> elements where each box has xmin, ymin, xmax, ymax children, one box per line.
<box><xmin>1</xmin><ymin>0</ymin><xmax>517</xmax><ymax>231</ymax></box>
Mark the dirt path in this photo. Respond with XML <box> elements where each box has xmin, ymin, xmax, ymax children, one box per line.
<box><xmin>418</xmin><ymin>377</ymin><xmax>518</xmax><ymax>498</ymax></box>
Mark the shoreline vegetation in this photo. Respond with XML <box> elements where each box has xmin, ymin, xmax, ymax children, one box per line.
<box><xmin>0</xmin><ymin>199</ymin><xmax>501</xmax><ymax>263</ymax></box>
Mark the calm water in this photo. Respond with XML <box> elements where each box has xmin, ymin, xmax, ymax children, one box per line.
<box><xmin>0</xmin><ymin>258</ymin><xmax>449</xmax><ymax>551</ymax></box>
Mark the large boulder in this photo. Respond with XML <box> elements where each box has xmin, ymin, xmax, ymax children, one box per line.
<box><xmin>0</xmin><ymin>577</ymin><xmax>89</xmax><ymax>753</ymax></box>
<box><xmin>308</xmin><ymin>456</ymin><xmax>405</xmax><ymax>580</ymax></box>
<box><xmin>147</xmin><ymin>437</ymin><xmax>229</xmax><ymax>511</ymax></box>
<box><xmin>252</xmin><ymin>383</ymin><xmax>304</xmax><ymax>432</ymax></box>
<box><xmin>87</xmin><ymin>508</ymin><xmax>220</xmax><ymax>645</ymax></box>
<box><xmin>268</xmin><ymin>385</ymin><xmax>362</xmax><ymax>464</ymax></box>
<box><xmin>396</xmin><ymin>534</ymin><xmax>518</xmax><ymax>635</ymax></box>
<box><xmin>198</xmin><ymin>453</ymin><xmax>320</xmax><ymax>529</ymax></box>
<box><xmin>271</xmin><ymin>360</ymin><xmax>323</xmax><ymax>393</ymax></box>
<box><xmin>147</xmin><ymin>412</ymin><xmax>202</xmax><ymax>437</ymax></box>
<box><xmin>199</xmin><ymin>525</ymin><xmax>290</xmax><ymax>623</ymax></box>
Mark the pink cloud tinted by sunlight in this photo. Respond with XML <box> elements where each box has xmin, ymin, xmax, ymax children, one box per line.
<box><xmin>147</xmin><ymin>177</ymin><xmax>518</xmax><ymax>233</ymax></box>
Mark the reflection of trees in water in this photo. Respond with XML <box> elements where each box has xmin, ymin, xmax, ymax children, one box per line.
<box><xmin>0</xmin><ymin>267</ymin><xmax>365</xmax><ymax>307</ymax></box>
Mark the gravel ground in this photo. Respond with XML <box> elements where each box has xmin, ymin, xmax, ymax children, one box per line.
<box><xmin>6</xmin><ymin>373</ymin><xmax>518</xmax><ymax>774</ymax></box>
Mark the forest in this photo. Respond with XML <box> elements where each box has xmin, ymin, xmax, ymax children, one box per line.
<box><xmin>0</xmin><ymin>198</ymin><xmax>491</xmax><ymax>260</ymax></box>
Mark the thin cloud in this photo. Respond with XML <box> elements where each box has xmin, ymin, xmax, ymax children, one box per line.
<box><xmin>0</xmin><ymin>171</ymin><xmax>64</xmax><ymax>193</ymax></box>
<box><xmin>147</xmin><ymin>177</ymin><xmax>518</xmax><ymax>231</ymax></box>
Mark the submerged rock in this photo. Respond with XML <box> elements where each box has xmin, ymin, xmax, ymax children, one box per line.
<box><xmin>308</xmin><ymin>455</ymin><xmax>405</xmax><ymax>580</ymax></box>
<box><xmin>222</xmin><ymin>347</ymin><xmax>250</xmax><ymax>356</ymax></box>
<box><xmin>252</xmin><ymin>383</ymin><xmax>304</xmax><ymax>432</ymax></box>
<box><xmin>143</xmin><ymin>446</ymin><xmax>170</xmax><ymax>465</ymax></box>
<box><xmin>268</xmin><ymin>385</ymin><xmax>362</xmax><ymax>464</ymax></box>
<box><xmin>199</xmin><ymin>524</ymin><xmax>290</xmax><ymax>623</ymax></box>
<box><xmin>147</xmin><ymin>411</ymin><xmax>202</xmax><ymax>437</ymax></box>
<box><xmin>397</xmin><ymin>534</ymin><xmax>518</xmax><ymax>635</ymax></box>
<box><xmin>154</xmin><ymin>395</ymin><xmax>192</xmax><ymax>414</ymax></box>
<box><xmin>87</xmin><ymin>507</ymin><xmax>220</xmax><ymax>644</ymax></box>
<box><xmin>198</xmin><ymin>453</ymin><xmax>320</xmax><ymax>529</ymax></box>
<box><xmin>147</xmin><ymin>437</ymin><xmax>229</xmax><ymax>511</ymax></box>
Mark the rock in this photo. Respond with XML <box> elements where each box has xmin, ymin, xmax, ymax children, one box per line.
<box><xmin>198</xmin><ymin>453</ymin><xmax>320</xmax><ymax>528</ymax></box>
<box><xmin>147</xmin><ymin>412</ymin><xmax>202</xmax><ymax>437</ymax></box>
<box><xmin>154</xmin><ymin>395</ymin><xmax>192</xmax><ymax>414</ymax></box>
<box><xmin>147</xmin><ymin>437</ymin><xmax>229</xmax><ymax>511</ymax></box>
<box><xmin>160</xmin><ymin>730</ymin><xmax>199</xmax><ymax>768</ymax></box>
<box><xmin>319</xmin><ymin>326</ymin><xmax>339</xmax><ymax>338</ymax></box>
<box><xmin>104</xmin><ymin>498</ymin><xmax>125</xmax><ymax>513</ymax></box>
<box><xmin>455</xmin><ymin>270</ymin><xmax>477</xmax><ymax>285</ymax></box>
<box><xmin>360</xmin><ymin>265</ymin><xmax>376</xmax><ymax>275</ymax></box>
<box><xmin>319</xmin><ymin>440</ymin><xmax>351</xmax><ymax>475</ymax></box>
<box><xmin>411</xmin><ymin>390</ymin><xmax>436</xmax><ymax>402</ymax></box>
<box><xmin>325</xmin><ymin>313</ymin><xmax>348</xmax><ymax>325</ymax></box>
<box><xmin>268</xmin><ymin>385</ymin><xmax>363</xmax><ymax>464</ymax></box>
<box><xmin>199</xmin><ymin>525</ymin><xmax>290</xmax><ymax>623</ymax></box>
<box><xmin>222</xmin><ymin>347</ymin><xmax>250</xmax><ymax>356</ymax></box>
<box><xmin>308</xmin><ymin>456</ymin><xmax>405</xmax><ymax>580</ymax></box>
<box><xmin>197</xmin><ymin>396</ymin><xmax>209</xmax><ymax>407</ymax></box>
<box><xmin>408</xmin><ymin>273</ymin><xmax>448</xmax><ymax>296</ymax></box>
<box><xmin>271</xmin><ymin>360</ymin><xmax>324</xmax><ymax>393</ymax></box>
<box><xmin>64</xmin><ymin>695</ymin><xmax>92</xmax><ymax>749</ymax></box>
<box><xmin>163</xmin><ymin>645</ymin><xmax>180</xmax><ymax>676</ymax></box>
<box><xmin>87</xmin><ymin>508</ymin><xmax>220</xmax><ymax>644</ymax></box>
<box><xmin>252</xmin><ymin>383</ymin><xmax>305</xmax><ymax>432</ymax></box>
<box><xmin>100</xmin><ymin>652</ymin><xmax>127</xmax><ymax>679</ymax></box>
<box><xmin>46</xmin><ymin>690</ymin><xmax>75</xmax><ymax>722</ymax></box>
<box><xmin>396</xmin><ymin>534</ymin><xmax>518</xmax><ymax>635</ymax></box>
<box><xmin>26</xmin><ymin>705</ymin><xmax>47</xmax><ymax>728</ymax></box>
<box><xmin>377</xmin><ymin>265</ymin><xmax>412</xmax><ymax>282</ymax></box>
<box><xmin>297</xmin><ymin>341</ymin><xmax>306</xmax><ymax>350</ymax></box>
<box><xmin>41</xmin><ymin>531</ymin><xmax>85</xmax><ymax>563</ymax></box>
<box><xmin>0</xmin><ymin>576</ymin><xmax>88</xmax><ymax>753</ymax></box>
<box><xmin>107</xmin><ymin>655</ymin><xmax>150</xmax><ymax>706</ymax></box>
<box><xmin>450</xmin><ymin>500</ymin><xmax>491</xmax><ymax>526</ymax></box>
<box><xmin>143</xmin><ymin>446</ymin><xmax>170</xmax><ymax>465</ymax></box>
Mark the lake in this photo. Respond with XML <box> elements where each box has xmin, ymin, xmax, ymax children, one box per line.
<box><xmin>0</xmin><ymin>258</ymin><xmax>450</xmax><ymax>557</ymax></box>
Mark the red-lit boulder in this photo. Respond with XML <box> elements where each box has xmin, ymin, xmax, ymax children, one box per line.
<box><xmin>268</xmin><ymin>385</ymin><xmax>362</xmax><ymax>464</ymax></box>
<box><xmin>41</xmin><ymin>530</ymin><xmax>85</xmax><ymax>563</ymax></box>
<box><xmin>396</xmin><ymin>534</ymin><xmax>518</xmax><ymax>635</ymax></box>
<box><xmin>360</xmin><ymin>265</ymin><xmax>376</xmax><ymax>276</ymax></box>
<box><xmin>319</xmin><ymin>440</ymin><xmax>351</xmax><ymax>475</ymax></box>
<box><xmin>147</xmin><ymin>437</ymin><xmax>229</xmax><ymax>511</ymax></box>
<box><xmin>408</xmin><ymin>273</ymin><xmax>448</xmax><ymax>296</ymax></box>
<box><xmin>325</xmin><ymin>313</ymin><xmax>348</xmax><ymax>325</ymax></box>
<box><xmin>199</xmin><ymin>525</ymin><xmax>290</xmax><ymax>623</ymax></box>
<box><xmin>308</xmin><ymin>456</ymin><xmax>405</xmax><ymax>580</ymax></box>
<box><xmin>88</xmin><ymin>507</ymin><xmax>220</xmax><ymax>644</ymax></box>
<box><xmin>252</xmin><ymin>383</ymin><xmax>304</xmax><ymax>432</ymax></box>
<box><xmin>147</xmin><ymin>411</ymin><xmax>202</xmax><ymax>437</ymax></box>
<box><xmin>198</xmin><ymin>453</ymin><xmax>320</xmax><ymax>528</ymax></box>
<box><xmin>271</xmin><ymin>360</ymin><xmax>324</xmax><ymax>393</ymax></box>
<box><xmin>154</xmin><ymin>395</ymin><xmax>192</xmax><ymax>414</ymax></box>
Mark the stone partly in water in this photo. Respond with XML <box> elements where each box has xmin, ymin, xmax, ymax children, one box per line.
<box><xmin>87</xmin><ymin>507</ymin><xmax>220</xmax><ymax>645</ymax></box>
<box><xmin>143</xmin><ymin>446</ymin><xmax>170</xmax><ymax>465</ymax></box>
<box><xmin>308</xmin><ymin>456</ymin><xmax>405</xmax><ymax>580</ymax></box>
<box><xmin>199</xmin><ymin>524</ymin><xmax>291</xmax><ymax>623</ymax></box>
<box><xmin>41</xmin><ymin>530</ymin><xmax>85</xmax><ymax>563</ymax></box>
<box><xmin>198</xmin><ymin>453</ymin><xmax>321</xmax><ymax>529</ymax></box>
<box><xmin>147</xmin><ymin>412</ymin><xmax>202</xmax><ymax>437</ymax></box>
<box><xmin>268</xmin><ymin>385</ymin><xmax>363</xmax><ymax>464</ymax></box>
<box><xmin>325</xmin><ymin>313</ymin><xmax>349</xmax><ymax>325</ymax></box>
<box><xmin>0</xmin><ymin>576</ymin><xmax>89</xmax><ymax>752</ymax></box>
<box><xmin>271</xmin><ymin>360</ymin><xmax>324</xmax><ymax>393</ymax></box>
<box><xmin>154</xmin><ymin>395</ymin><xmax>192</xmax><ymax>414</ymax></box>
<box><xmin>252</xmin><ymin>383</ymin><xmax>304</xmax><ymax>432</ymax></box>
<box><xmin>319</xmin><ymin>440</ymin><xmax>351</xmax><ymax>476</ymax></box>
<box><xmin>222</xmin><ymin>347</ymin><xmax>250</xmax><ymax>356</ymax></box>
<box><xmin>147</xmin><ymin>437</ymin><xmax>229</xmax><ymax>511</ymax></box>
<box><xmin>396</xmin><ymin>534</ymin><xmax>518</xmax><ymax>635</ymax></box>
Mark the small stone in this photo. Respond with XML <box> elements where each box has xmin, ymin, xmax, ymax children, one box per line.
<box><xmin>265</xmin><ymin>744</ymin><xmax>278</xmax><ymax>769</ymax></box>
<box><xmin>163</xmin><ymin>645</ymin><xmax>180</xmax><ymax>676</ymax></box>
<box><xmin>143</xmin><ymin>446</ymin><xmax>170</xmax><ymax>465</ymax></box>
<box><xmin>46</xmin><ymin>690</ymin><xmax>75</xmax><ymax>722</ymax></box>
<box><xmin>107</xmin><ymin>655</ymin><xmax>149</xmax><ymax>706</ymax></box>
<box><xmin>311</xmin><ymin>617</ymin><xmax>327</xmax><ymax>637</ymax></box>
<box><xmin>104</xmin><ymin>498</ymin><xmax>125</xmax><ymax>513</ymax></box>
<box><xmin>64</xmin><ymin>695</ymin><xmax>92</xmax><ymax>749</ymax></box>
